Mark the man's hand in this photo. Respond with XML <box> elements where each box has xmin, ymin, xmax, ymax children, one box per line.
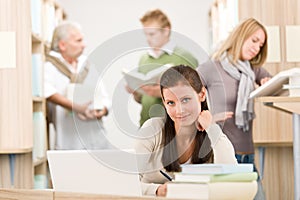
<box><xmin>94</xmin><ymin>107</ymin><xmax>108</xmax><ymax>120</ymax></box>
<box><xmin>140</xmin><ymin>84</ymin><xmax>161</xmax><ymax>97</ymax></box>
<box><xmin>77</xmin><ymin>107</ymin><xmax>108</xmax><ymax>121</ymax></box>
<box><xmin>125</xmin><ymin>84</ymin><xmax>142</xmax><ymax>103</ymax></box>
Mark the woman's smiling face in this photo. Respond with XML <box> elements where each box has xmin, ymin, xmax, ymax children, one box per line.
<box><xmin>162</xmin><ymin>83</ymin><xmax>203</xmax><ymax>127</ymax></box>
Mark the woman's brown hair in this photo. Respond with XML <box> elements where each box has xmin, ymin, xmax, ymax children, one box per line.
<box><xmin>160</xmin><ymin>65</ymin><xmax>213</xmax><ymax>172</ymax></box>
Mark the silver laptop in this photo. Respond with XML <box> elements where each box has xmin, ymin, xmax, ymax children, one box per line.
<box><xmin>47</xmin><ymin>149</ymin><xmax>142</xmax><ymax>196</ymax></box>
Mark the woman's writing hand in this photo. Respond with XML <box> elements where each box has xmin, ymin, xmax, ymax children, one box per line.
<box><xmin>260</xmin><ymin>77</ymin><xmax>271</xmax><ymax>85</ymax></box>
<box><xmin>156</xmin><ymin>183</ymin><xmax>168</xmax><ymax>197</ymax></box>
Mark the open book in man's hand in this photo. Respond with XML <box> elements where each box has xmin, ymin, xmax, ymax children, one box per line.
<box><xmin>122</xmin><ymin>64</ymin><xmax>173</xmax><ymax>94</ymax></box>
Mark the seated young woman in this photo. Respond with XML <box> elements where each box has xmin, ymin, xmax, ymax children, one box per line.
<box><xmin>134</xmin><ymin>65</ymin><xmax>237</xmax><ymax>196</ymax></box>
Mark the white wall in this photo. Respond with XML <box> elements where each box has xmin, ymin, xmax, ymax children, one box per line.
<box><xmin>58</xmin><ymin>0</ymin><xmax>213</xmax><ymax>149</ymax></box>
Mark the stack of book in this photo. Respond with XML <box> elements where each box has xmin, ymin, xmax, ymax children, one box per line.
<box><xmin>166</xmin><ymin>164</ymin><xmax>258</xmax><ymax>200</ymax></box>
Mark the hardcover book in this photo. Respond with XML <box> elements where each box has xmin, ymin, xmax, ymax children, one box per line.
<box><xmin>122</xmin><ymin>64</ymin><xmax>173</xmax><ymax>93</ymax></box>
<box><xmin>166</xmin><ymin>181</ymin><xmax>257</xmax><ymax>199</ymax></box>
<box><xmin>180</xmin><ymin>163</ymin><xmax>253</xmax><ymax>175</ymax></box>
<box><xmin>173</xmin><ymin>172</ymin><xmax>258</xmax><ymax>183</ymax></box>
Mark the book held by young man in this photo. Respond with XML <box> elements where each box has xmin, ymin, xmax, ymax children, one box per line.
<box><xmin>122</xmin><ymin>64</ymin><xmax>172</xmax><ymax>94</ymax></box>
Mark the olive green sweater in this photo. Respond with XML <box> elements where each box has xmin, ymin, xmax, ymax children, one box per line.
<box><xmin>138</xmin><ymin>46</ymin><xmax>198</xmax><ymax>126</ymax></box>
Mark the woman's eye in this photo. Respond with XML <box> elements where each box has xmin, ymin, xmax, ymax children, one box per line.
<box><xmin>166</xmin><ymin>101</ymin><xmax>174</xmax><ymax>105</ymax></box>
<box><xmin>182</xmin><ymin>98</ymin><xmax>190</xmax><ymax>103</ymax></box>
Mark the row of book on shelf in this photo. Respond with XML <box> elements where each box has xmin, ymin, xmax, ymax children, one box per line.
<box><xmin>31</xmin><ymin>0</ymin><xmax>61</xmax><ymax>42</ymax></box>
<box><xmin>32</xmin><ymin>53</ymin><xmax>43</xmax><ymax>97</ymax></box>
<box><xmin>166</xmin><ymin>163</ymin><xmax>258</xmax><ymax>199</ymax></box>
<box><xmin>33</xmin><ymin>112</ymin><xmax>46</xmax><ymax>162</ymax></box>
<box><xmin>33</xmin><ymin>112</ymin><xmax>48</xmax><ymax>189</ymax></box>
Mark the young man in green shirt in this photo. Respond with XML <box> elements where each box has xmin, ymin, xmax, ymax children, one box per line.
<box><xmin>127</xmin><ymin>9</ymin><xmax>198</xmax><ymax>126</ymax></box>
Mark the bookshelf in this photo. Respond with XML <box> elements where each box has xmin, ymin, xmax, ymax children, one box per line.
<box><xmin>0</xmin><ymin>0</ymin><xmax>66</xmax><ymax>189</ymax></box>
<box><xmin>30</xmin><ymin>0</ymin><xmax>66</xmax><ymax>189</ymax></box>
<box><xmin>209</xmin><ymin>0</ymin><xmax>300</xmax><ymax>199</ymax></box>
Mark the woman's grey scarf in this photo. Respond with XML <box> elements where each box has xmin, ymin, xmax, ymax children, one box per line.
<box><xmin>220</xmin><ymin>53</ymin><xmax>255</xmax><ymax>132</ymax></box>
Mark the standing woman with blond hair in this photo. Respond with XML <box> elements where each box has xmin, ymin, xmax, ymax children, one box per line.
<box><xmin>197</xmin><ymin>18</ymin><xmax>272</xmax><ymax>199</ymax></box>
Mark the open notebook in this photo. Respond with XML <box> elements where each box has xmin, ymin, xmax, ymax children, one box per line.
<box><xmin>47</xmin><ymin>149</ymin><xmax>142</xmax><ymax>196</ymax></box>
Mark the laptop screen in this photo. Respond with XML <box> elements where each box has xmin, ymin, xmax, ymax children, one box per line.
<box><xmin>47</xmin><ymin>149</ymin><xmax>142</xmax><ymax>196</ymax></box>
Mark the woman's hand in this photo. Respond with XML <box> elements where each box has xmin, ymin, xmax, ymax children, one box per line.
<box><xmin>196</xmin><ymin>110</ymin><xmax>213</xmax><ymax>131</ymax></box>
<box><xmin>260</xmin><ymin>77</ymin><xmax>271</xmax><ymax>85</ymax></box>
<box><xmin>212</xmin><ymin>112</ymin><xmax>233</xmax><ymax>123</ymax></box>
<box><xmin>156</xmin><ymin>183</ymin><xmax>168</xmax><ymax>197</ymax></box>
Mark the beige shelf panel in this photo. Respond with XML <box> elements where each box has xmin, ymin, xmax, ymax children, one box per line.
<box><xmin>0</xmin><ymin>148</ymin><xmax>33</xmax><ymax>154</ymax></box>
<box><xmin>255</xmin><ymin>96</ymin><xmax>300</xmax><ymax>115</ymax></box>
<box><xmin>0</xmin><ymin>0</ymin><xmax>33</xmax><ymax>151</ymax></box>
<box><xmin>253</xmin><ymin>97</ymin><xmax>293</xmax><ymax>144</ymax></box>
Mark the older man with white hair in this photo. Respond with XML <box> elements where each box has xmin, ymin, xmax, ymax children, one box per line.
<box><xmin>44</xmin><ymin>21</ymin><xmax>111</xmax><ymax>150</ymax></box>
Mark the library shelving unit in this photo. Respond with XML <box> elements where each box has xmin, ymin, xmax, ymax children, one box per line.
<box><xmin>0</xmin><ymin>0</ymin><xmax>66</xmax><ymax>189</ymax></box>
<box><xmin>209</xmin><ymin>0</ymin><xmax>300</xmax><ymax>199</ymax></box>
<box><xmin>30</xmin><ymin>0</ymin><xmax>66</xmax><ymax>189</ymax></box>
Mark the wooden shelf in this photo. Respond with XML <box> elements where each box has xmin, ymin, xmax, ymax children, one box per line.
<box><xmin>33</xmin><ymin>96</ymin><xmax>45</xmax><ymax>103</ymax></box>
<box><xmin>0</xmin><ymin>148</ymin><xmax>33</xmax><ymax>154</ymax></box>
<box><xmin>254</xmin><ymin>141</ymin><xmax>293</xmax><ymax>147</ymax></box>
<box><xmin>255</xmin><ymin>96</ymin><xmax>300</xmax><ymax>103</ymax></box>
<box><xmin>255</xmin><ymin>96</ymin><xmax>300</xmax><ymax>115</ymax></box>
<box><xmin>34</xmin><ymin>157</ymin><xmax>47</xmax><ymax>167</ymax></box>
<box><xmin>31</xmin><ymin>33</ymin><xmax>43</xmax><ymax>43</ymax></box>
<box><xmin>54</xmin><ymin>1</ymin><xmax>67</xmax><ymax>20</ymax></box>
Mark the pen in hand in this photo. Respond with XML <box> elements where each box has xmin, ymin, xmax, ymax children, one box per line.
<box><xmin>159</xmin><ymin>170</ymin><xmax>172</xmax><ymax>181</ymax></box>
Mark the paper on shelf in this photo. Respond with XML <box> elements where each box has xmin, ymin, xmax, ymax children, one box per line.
<box><xmin>0</xmin><ymin>32</ymin><xmax>16</xmax><ymax>69</ymax></box>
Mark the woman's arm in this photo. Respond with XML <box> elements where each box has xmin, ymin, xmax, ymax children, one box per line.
<box><xmin>134</xmin><ymin>118</ymin><xmax>166</xmax><ymax>196</ymax></box>
<box><xmin>206</xmin><ymin>124</ymin><xmax>238</xmax><ymax>164</ymax></box>
<box><xmin>197</xmin><ymin>110</ymin><xmax>237</xmax><ymax>164</ymax></box>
